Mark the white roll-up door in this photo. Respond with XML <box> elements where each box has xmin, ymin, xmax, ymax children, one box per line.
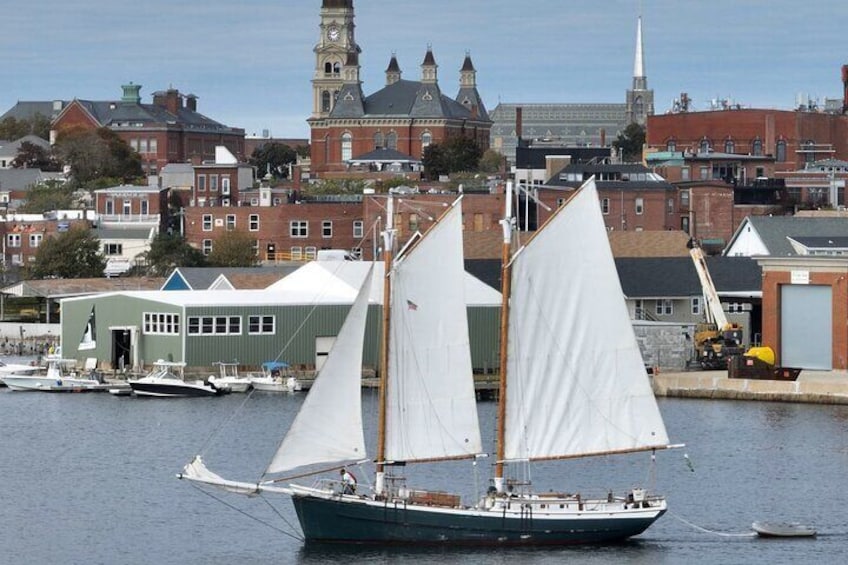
<box><xmin>781</xmin><ymin>285</ymin><xmax>832</xmax><ymax>370</ymax></box>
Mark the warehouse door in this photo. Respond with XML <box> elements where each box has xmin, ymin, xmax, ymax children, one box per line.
<box><xmin>781</xmin><ymin>285</ymin><xmax>831</xmax><ymax>370</ymax></box>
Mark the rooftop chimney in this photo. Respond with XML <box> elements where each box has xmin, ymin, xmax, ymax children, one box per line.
<box><xmin>186</xmin><ymin>94</ymin><xmax>197</xmax><ymax>112</ymax></box>
<box><xmin>121</xmin><ymin>82</ymin><xmax>142</xmax><ymax>104</ymax></box>
<box><xmin>515</xmin><ymin>107</ymin><xmax>523</xmax><ymax>141</ymax></box>
<box><xmin>842</xmin><ymin>65</ymin><xmax>848</xmax><ymax>114</ymax></box>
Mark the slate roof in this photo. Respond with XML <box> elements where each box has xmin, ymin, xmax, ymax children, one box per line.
<box><xmin>789</xmin><ymin>236</ymin><xmax>848</xmax><ymax>249</ymax></box>
<box><xmin>0</xmin><ymin>168</ymin><xmax>63</xmax><ymax>191</ymax></box>
<box><xmin>0</xmin><ymin>135</ymin><xmax>51</xmax><ymax>155</ymax></box>
<box><xmin>729</xmin><ymin>216</ymin><xmax>848</xmax><ymax>256</ymax></box>
<box><xmin>332</xmin><ymin>79</ymin><xmax>480</xmax><ymax>121</ymax></box>
<box><xmin>70</xmin><ymin>99</ymin><xmax>235</xmax><ymax>133</ymax></box>
<box><xmin>1</xmin><ymin>277</ymin><xmax>164</xmax><ymax>298</ymax></box>
<box><xmin>615</xmin><ymin>256</ymin><xmax>761</xmax><ymax>298</ymax></box>
<box><xmin>1</xmin><ymin>101</ymin><xmax>65</xmax><ymax>122</ymax></box>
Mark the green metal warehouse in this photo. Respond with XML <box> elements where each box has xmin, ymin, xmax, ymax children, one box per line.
<box><xmin>60</xmin><ymin>261</ymin><xmax>502</xmax><ymax>374</ymax></box>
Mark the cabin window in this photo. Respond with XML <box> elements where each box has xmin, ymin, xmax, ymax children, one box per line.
<box><xmin>248</xmin><ymin>315</ymin><xmax>275</xmax><ymax>335</ymax></box>
<box><xmin>143</xmin><ymin>313</ymin><xmax>181</xmax><ymax>335</ymax></box>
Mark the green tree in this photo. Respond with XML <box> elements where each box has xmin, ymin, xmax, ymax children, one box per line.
<box><xmin>422</xmin><ymin>136</ymin><xmax>483</xmax><ymax>180</ymax></box>
<box><xmin>304</xmin><ymin>178</ymin><xmax>369</xmax><ymax>195</ymax></box>
<box><xmin>250</xmin><ymin>142</ymin><xmax>297</xmax><ymax>179</ymax></box>
<box><xmin>28</xmin><ymin>226</ymin><xmax>105</xmax><ymax>279</ymax></box>
<box><xmin>18</xmin><ymin>179</ymin><xmax>76</xmax><ymax>213</ymax></box>
<box><xmin>54</xmin><ymin>127</ymin><xmax>143</xmax><ymax>186</ymax></box>
<box><xmin>478</xmin><ymin>149</ymin><xmax>504</xmax><ymax>174</ymax></box>
<box><xmin>13</xmin><ymin>141</ymin><xmax>59</xmax><ymax>171</ymax></box>
<box><xmin>137</xmin><ymin>233</ymin><xmax>207</xmax><ymax>276</ymax></box>
<box><xmin>206</xmin><ymin>230</ymin><xmax>259</xmax><ymax>268</ymax></box>
<box><xmin>613</xmin><ymin>123</ymin><xmax>646</xmax><ymax>162</ymax></box>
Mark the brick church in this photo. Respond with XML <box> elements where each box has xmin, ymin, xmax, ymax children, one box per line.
<box><xmin>308</xmin><ymin>0</ymin><xmax>492</xmax><ymax>176</ymax></box>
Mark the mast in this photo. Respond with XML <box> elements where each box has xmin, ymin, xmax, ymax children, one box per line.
<box><xmin>494</xmin><ymin>181</ymin><xmax>514</xmax><ymax>493</ymax></box>
<box><xmin>375</xmin><ymin>196</ymin><xmax>394</xmax><ymax>496</ymax></box>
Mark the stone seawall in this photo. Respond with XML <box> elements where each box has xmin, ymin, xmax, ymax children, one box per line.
<box><xmin>652</xmin><ymin>370</ymin><xmax>848</xmax><ymax>405</ymax></box>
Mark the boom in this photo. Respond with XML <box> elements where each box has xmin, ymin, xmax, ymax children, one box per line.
<box><xmin>689</xmin><ymin>243</ymin><xmax>730</xmax><ymax>330</ymax></box>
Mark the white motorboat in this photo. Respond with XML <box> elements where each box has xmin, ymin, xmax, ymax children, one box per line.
<box><xmin>207</xmin><ymin>361</ymin><xmax>252</xmax><ymax>393</ymax></box>
<box><xmin>0</xmin><ymin>359</ymin><xmax>42</xmax><ymax>376</ymax></box>
<box><xmin>249</xmin><ymin>361</ymin><xmax>302</xmax><ymax>393</ymax></box>
<box><xmin>2</xmin><ymin>358</ymin><xmax>103</xmax><ymax>392</ymax></box>
<box><xmin>128</xmin><ymin>361</ymin><xmax>227</xmax><ymax>398</ymax></box>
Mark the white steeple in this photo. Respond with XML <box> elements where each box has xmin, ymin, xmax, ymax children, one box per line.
<box><xmin>633</xmin><ymin>16</ymin><xmax>645</xmax><ymax>79</ymax></box>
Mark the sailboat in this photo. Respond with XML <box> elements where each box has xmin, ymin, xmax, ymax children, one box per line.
<box><xmin>179</xmin><ymin>184</ymin><xmax>676</xmax><ymax>544</ymax></box>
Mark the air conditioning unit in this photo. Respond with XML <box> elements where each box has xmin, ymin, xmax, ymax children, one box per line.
<box><xmin>222</xmin><ymin>198</ymin><xmax>230</xmax><ymax>207</ymax></box>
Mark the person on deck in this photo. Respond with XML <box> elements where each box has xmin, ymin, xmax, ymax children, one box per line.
<box><xmin>340</xmin><ymin>468</ymin><xmax>357</xmax><ymax>495</ymax></box>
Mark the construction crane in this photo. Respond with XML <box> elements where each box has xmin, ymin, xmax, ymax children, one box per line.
<box><xmin>688</xmin><ymin>239</ymin><xmax>744</xmax><ymax>369</ymax></box>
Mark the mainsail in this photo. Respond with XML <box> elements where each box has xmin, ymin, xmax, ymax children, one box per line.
<box><xmin>265</xmin><ymin>265</ymin><xmax>374</xmax><ymax>475</ymax></box>
<box><xmin>504</xmin><ymin>179</ymin><xmax>670</xmax><ymax>462</ymax></box>
<box><xmin>79</xmin><ymin>306</ymin><xmax>96</xmax><ymax>351</ymax></box>
<box><xmin>385</xmin><ymin>200</ymin><xmax>483</xmax><ymax>462</ymax></box>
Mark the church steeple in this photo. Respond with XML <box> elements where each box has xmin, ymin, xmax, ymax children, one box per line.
<box><xmin>625</xmin><ymin>15</ymin><xmax>653</xmax><ymax>127</ymax></box>
<box><xmin>456</xmin><ymin>52</ymin><xmax>489</xmax><ymax>121</ymax></box>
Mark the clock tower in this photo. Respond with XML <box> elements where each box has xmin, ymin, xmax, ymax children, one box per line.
<box><xmin>313</xmin><ymin>0</ymin><xmax>360</xmax><ymax>119</ymax></box>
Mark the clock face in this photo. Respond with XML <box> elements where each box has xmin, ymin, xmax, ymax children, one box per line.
<box><xmin>327</xmin><ymin>26</ymin><xmax>340</xmax><ymax>42</ymax></box>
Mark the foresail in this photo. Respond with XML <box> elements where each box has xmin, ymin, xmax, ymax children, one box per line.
<box><xmin>504</xmin><ymin>179</ymin><xmax>670</xmax><ymax>462</ymax></box>
<box><xmin>265</xmin><ymin>265</ymin><xmax>373</xmax><ymax>475</ymax></box>
<box><xmin>386</xmin><ymin>200</ymin><xmax>483</xmax><ymax>462</ymax></box>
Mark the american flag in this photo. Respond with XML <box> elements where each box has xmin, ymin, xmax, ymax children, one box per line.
<box><xmin>406</xmin><ymin>300</ymin><xmax>418</xmax><ymax>311</ymax></box>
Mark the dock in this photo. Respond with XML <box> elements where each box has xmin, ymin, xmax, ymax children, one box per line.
<box><xmin>651</xmin><ymin>370</ymin><xmax>848</xmax><ymax>405</ymax></box>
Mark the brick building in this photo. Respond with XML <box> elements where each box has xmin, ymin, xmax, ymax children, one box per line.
<box><xmin>50</xmin><ymin>84</ymin><xmax>245</xmax><ymax>176</ymax></box>
<box><xmin>308</xmin><ymin>0</ymin><xmax>491</xmax><ymax>176</ymax></box>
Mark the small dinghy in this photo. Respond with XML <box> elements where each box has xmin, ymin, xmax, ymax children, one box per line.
<box><xmin>752</xmin><ymin>521</ymin><xmax>816</xmax><ymax>538</ymax></box>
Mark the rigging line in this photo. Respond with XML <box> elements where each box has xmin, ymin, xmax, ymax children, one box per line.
<box><xmin>259</xmin><ymin>494</ymin><xmax>305</xmax><ymax>541</ymax></box>
<box><xmin>196</xmin><ymin>386</ymin><xmax>258</xmax><ymax>455</ymax></box>
<box><xmin>188</xmin><ymin>483</ymin><xmax>304</xmax><ymax>541</ymax></box>
<box><xmin>667</xmin><ymin>510</ymin><xmax>756</xmax><ymax>538</ymax></box>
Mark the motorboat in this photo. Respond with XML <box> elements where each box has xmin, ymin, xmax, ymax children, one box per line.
<box><xmin>128</xmin><ymin>361</ymin><xmax>228</xmax><ymax>398</ymax></box>
<box><xmin>753</xmin><ymin>521</ymin><xmax>816</xmax><ymax>538</ymax></box>
<box><xmin>0</xmin><ymin>359</ymin><xmax>42</xmax><ymax>376</ymax></box>
<box><xmin>2</xmin><ymin>357</ymin><xmax>104</xmax><ymax>392</ymax></box>
<box><xmin>249</xmin><ymin>361</ymin><xmax>302</xmax><ymax>393</ymax></box>
<box><xmin>207</xmin><ymin>361</ymin><xmax>252</xmax><ymax>393</ymax></box>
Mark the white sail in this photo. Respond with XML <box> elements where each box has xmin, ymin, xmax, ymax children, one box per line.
<box><xmin>265</xmin><ymin>265</ymin><xmax>374</xmax><ymax>475</ymax></box>
<box><xmin>504</xmin><ymin>179</ymin><xmax>670</xmax><ymax>462</ymax></box>
<box><xmin>385</xmin><ymin>200</ymin><xmax>483</xmax><ymax>462</ymax></box>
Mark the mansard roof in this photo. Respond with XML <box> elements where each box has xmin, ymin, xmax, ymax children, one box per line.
<box><xmin>66</xmin><ymin>99</ymin><xmax>235</xmax><ymax>133</ymax></box>
<box><xmin>330</xmin><ymin>79</ymin><xmax>481</xmax><ymax>121</ymax></box>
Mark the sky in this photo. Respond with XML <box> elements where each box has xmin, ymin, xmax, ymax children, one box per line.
<box><xmin>1</xmin><ymin>1</ymin><xmax>846</xmax><ymax>139</ymax></box>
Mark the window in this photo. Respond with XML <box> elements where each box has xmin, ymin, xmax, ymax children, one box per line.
<box><xmin>291</xmin><ymin>246</ymin><xmax>303</xmax><ymax>260</ymax></box>
<box><xmin>667</xmin><ymin>139</ymin><xmax>676</xmax><ymax>152</ymax></box>
<box><xmin>680</xmin><ymin>190</ymin><xmax>690</xmax><ymax>208</ymax></box>
<box><xmin>202</xmin><ymin>239</ymin><xmax>213</xmax><ymax>255</ymax></box>
<box><xmin>655</xmin><ymin>299</ymin><xmax>673</xmax><ymax>316</ymax></box>
<box><xmin>290</xmin><ymin>220</ymin><xmax>308</xmax><ymax>238</ymax></box>
<box><xmin>209</xmin><ymin>175</ymin><xmax>219</xmax><ymax>192</ymax></box>
<box><xmin>776</xmin><ymin>140</ymin><xmax>787</xmax><ymax>162</ymax></box>
<box><xmin>681</xmin><ymin>216</ymin><xmax>690</xmax><ymax>233</ymax></box>
<box><xmin>341</xmin><ymin>133</ymin><xmax>352</xmax><ymax>161</ymax></box>
<box><xmin>700</xmin><ymin>166</ymin><xmax>709</xmax><ymax>180</ymax></box>
<box><xmin>249</xmin><ymin>214</ymin><xmax>259</xmax><ymax>232</ymax></box>
<box><xmin>601</xmin><ymin>198</ymin><xmax>610</xmax><ymax>215</ymax></box>
<box><xmin>681</xmin><ymin>167</ymin><xmax>690</xmax><ymax>181</ymax></box>
<box><xmin>138</xmin><ymin>139</ymin><xmax>148</xmax><ymax>153</ymax></box>
<box><xmin>7</xmin><ymin>234</ymin><xmax>20</xmax><ymax>248</ymax></box>
<box><xmin>752</xmin><ymin>138</ymin><xmax>763</xmax><ymax>156</ymax></box>
<box><xmin>322</xmin><ymin>91</ymin><xmax>331</xmax><ymax>113</ymax></box>
<box><xmin>409</xmin><ymin>213</ymin><xmax>419</xmax><ymax>233</ymax></box>
<box><xmin>143</xmin><ymin>313</ymin><xmax>180</xmax><ymax>335</ymax></box>
<box><xmin>129</xmin><ymin>139</ymin><xmax>138</xmax><ymax>152</ymax></box>
<box><xmin>198</xmin><ymin>175</ymin><xmax>207</xmax><ymax>192</ymax></box>
<box><xmin>635</xmin><ymin>299</ymin><xmax>645</xmax><ymax>320</ymax></box>
<box><xmin>105</xmin><ymin>200</ymin><xmax>114</xmax><ymax>215</ymax></box>
<box><xmin>29</xmin><ymin>234</ymin><xmax>43</xmax><ymax>248</ymax></box>
<box><xmin>305</xmin><ymin>246</ymin><xmax>318</xmax><ymax>260</ymax></box>
<box><xmin>804</xmin><ymin>140</ymin><xmax>815</xmax><ymax>164</ymax></box>
<box><xmin>123</xmin><ymin>199</ymin><xmax>132</xmax><ymax>216</ymax></box>
<box><xmin>187</xmin><ymin>316</ymin><xmax>241</xmax><ymax>336</ymax></box>
<box><xmin>386</xmin><ymin>132</ymin><xmax>398</xmax><ymax>150</ymax></box>
<box><xmin>756</xmin><ymin>167</ymin><xmax>765</xmax><ymax>178</ymax></box>
<box><xmin>691</xmin><ymin>297</ymin><xmax>701</xmax><ymax>316</ymax></box>
<box><xmin>667</xmin><ymin>198</ymin><xmax>674</xmax><ymax>214</ymax></box>
<box><xmin>699</xmin><ymin>138</ymin><xmax>711</xmax><ymax>153</ymax></box>
<box><xmin>104</xmin><ymin>243</ymin><xmax>123</xmax><ymax>256</ymax></box>
<box><xmin>149</xmin><ymin>138</ymin><xmax>157</xmax><ymax>154</ymax></box>
<box><xmin>353</xmin><ymin>220</ymin><xmax>364</xmax><ymax>238</ymax></box>
<box><xmin>202</xmin><ymin>214</ymin><xmax>213</xmax><ymax>231</ymax></box>
<box><xmin>221</xmin><ymin>176</ymin><xmax>231</xmax><ymax>195</ymax></box>
<box><xmin>374</xmin><ymin>132</ymin><xmax>384</xmax><ymax>150</ymax></box>
<box><xmin>421</xmin><ymin>132</ymin><xmax>432</xmax><ymax>149</ymax></box>
<box><xmin>140</xmin><ymin>200</ymin><xmax>149</xmax><ymax>216</ymax></box>
<box><xmin>226</xmin><ymin>214</ymin><xmax>236</xmax><ymax>230</ymax></box>
<box><xmin>724</xmin><ymin>139</ymin><xmax>735</xmax><ymax>154</ymax></box>
<box><xmin>322</xmin><ymin>220</ymin><xmax>333</xmax><ymax>238</ymax></box>
<box><xmin>248</xmin><ymin>315</ymin><xmax>275</xmax><ymax>335</ymax></box>
<box><xmin>635</xmin><ymin>197</ymin><xmax>644</xmax><ymax>215</ymax></box>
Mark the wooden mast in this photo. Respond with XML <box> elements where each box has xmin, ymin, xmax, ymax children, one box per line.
<box><xmin>375</xmin><ymin>196</ymin><xmax>394</xmax><ymax>492</ymax></box>
<box><xmin>494</xmin><ymin>181</ymin><xmax>514</xmax><ymax>491</ymax></box>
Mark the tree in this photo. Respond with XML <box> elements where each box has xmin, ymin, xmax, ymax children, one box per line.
<box><xmin>422</xmin><ymin>136</ymin><xmax>483</xmax><ymax>180</ymax></box>
<box><xmin>0</xmin><ymin>114</ymin><xmax>50</xmax><ymax>140</ymax></box>
<box><xmin>13</xmin><ymin>141</ymin><xmax>59</xmax><ymax>171</ymax></box>
<box><xmin>478</xmin><ymin>149</ymin><xmax>504</xmax><ymax>174</ymax></box>
<box><xmin>206</xmin><ymin>230</ymin><xmax>259</xmax><ymax>268</ymax></box>
<box><xmin>613</xmin><ymin>123</ymin><xmax>646</xmax><ymax>162</ymax></box>
<box><xmin>54</xmin><ymin>126</ymin><xmax>143</xmax><ymax>186</ymax></box>
<box><xmin>137</xmin><ymin>233</ymin><xmax>207</xmax><ymax>277</ymax></box>
<box><xmin>28</xmin><ymin>226</ymin><xmax>105</xmax><ymax>279</ymax></box>
<box><xmin>250</xmin><ymin>142</ymin><xmax>297</xmax><ymax>179</ymax></box>
<box><xmin>18</xmin><ymin>179</ymin><xmax>76</xmax><ymax>213</ymax></box>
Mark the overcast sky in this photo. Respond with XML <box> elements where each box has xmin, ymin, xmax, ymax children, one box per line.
<box><xmin>1</xmin><ymin>1</ymin><xmax>845</xmax><ymax>138</ymax></box>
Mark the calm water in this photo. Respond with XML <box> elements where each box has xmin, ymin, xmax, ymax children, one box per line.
<box><xmin>1</xmin><ymin>382</ymin><xmax>847</xmax><ymax>564</ymax></box>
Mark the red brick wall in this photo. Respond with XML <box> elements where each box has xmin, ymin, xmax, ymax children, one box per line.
<box><xmin>762</xmin><ymin>270</ymin><xmax>848</xmax><ymax>369</ymax></box>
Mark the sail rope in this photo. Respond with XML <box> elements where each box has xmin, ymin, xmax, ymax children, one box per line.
<box><xmin>667</xmin><ymin>510</ymin><xmax>756</xmax><ymax>538</ymax></box>
<box><xmin>188</xmin><ymin>482</ymin><xmax>304</xmax><ymax>541</ymax></box>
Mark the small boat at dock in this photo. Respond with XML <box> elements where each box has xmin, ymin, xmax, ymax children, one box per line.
<box><xmin>753</xmin><ymin>521</ymin><xmax>816</xmax><ymax>538</ymax></box>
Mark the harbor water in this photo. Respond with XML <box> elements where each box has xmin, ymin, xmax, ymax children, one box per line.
<box><xmin>1</xmin><ymin>385</ymin><xmax>846</xmax><ymax>564</ymax></box>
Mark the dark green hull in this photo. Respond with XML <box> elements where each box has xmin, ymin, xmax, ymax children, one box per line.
<box><xmin>292</xmin><ymin>494</ymin><xmax>665</xmax><ymax>545</ymax></box>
